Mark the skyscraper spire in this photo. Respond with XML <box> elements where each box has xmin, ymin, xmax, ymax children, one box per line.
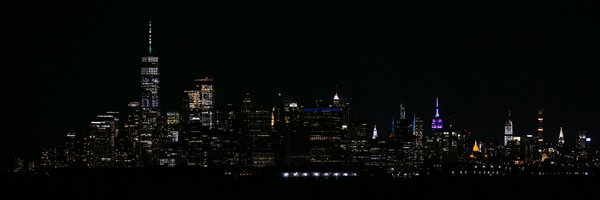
<box><xmin>435</xmin><ymin>97</ymin><xmax>440</xmax><ymax>118</ymax></box>
<box><xmin>140</xmin><ymin>21</ymin><xmax>160</xmax><ymax>165</ymax></box>
<box><xmin>504</xmin><ymin>111</ymin><xmax>514</xmax><ymax>146</ymax></box>
<box><xmin>558</xmin><ymin>126</ymin><xmax>565</xmax><ymax>146</ymax></box>
<box><xmin>148</xmin><ymin>20</ymin><xmax>152</xmax><ymax>55</ymax></box>
<box><xmin>431</xmin><ymin>97</ymin><xmax>443</xmax><ymax>130</ymax></box>
<box><xmin>372</xmin><ymin>124</ymin><xmax>378</xmax><ymax>140</ymax></box>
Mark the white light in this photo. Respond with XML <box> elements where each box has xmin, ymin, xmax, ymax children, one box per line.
<box><xmin>343</xmin><ymin>173</ymin><xmax>348</xmax><ymax>176</ymax></box>
<box><xmin>302</xmin><ymin>172</ymin><xmax>308</xmax><ymax>177</ymax></box>
<box><xmin>323</xmin><ymin>173</ymin><xmax>330</xmax><ymax>176</ymax></box>
<box><xmin>313</xmin><ymin>172</ymin><xmax>320</xmax><ymax>177</ymax></box>
<box><xmin>283</xmin><ymin>172</ymin><xmax>289</xmax><ymax>177</ymax></box>
<box><xmin>293</xmin><ymin>172</ymin><xmax>299</xmax><ymax>177</ymax></box>
<box><xmin>586</xmin><ymin>138</ymin><xmax>592</xmax><ymax>142</ymax></box>
<box><xmin>334</xmin><ymin>173</ymin><xmax>340</xmax><ymax>177</ymax></box>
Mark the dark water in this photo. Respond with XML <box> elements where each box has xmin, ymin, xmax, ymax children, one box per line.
<box><xmin>2</xmin><ymin>169</ymin><xmax>596</xmax><ymax>198</ymax></box>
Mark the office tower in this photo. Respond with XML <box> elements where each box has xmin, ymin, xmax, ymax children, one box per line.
<box><xmin>558</xmin><ymin>127</ymin><xmax>565</xmax><ymax>147</ymax></box>
<box><xmin>240</xmin><ymin>93</ymin><xmax>275</xmax><ymax>167</ymax></box>
<box><xmin>216</xmin><ymin>104</ymin><xmax>242</xmax><ymax>167</ymax></box>
<box><xmin>504</xmin><ymin>111</ymin><xmax>514</xmax><ymax>146</ymax></box>
<box><xmin>536</xmin><ymin>109</ymin><xmax>544</xmax><ymax>142</ymax></box>
<box><xmin>388</xmin><ymin>104</ymin><xmax>419</xmax><ymax>171</ymax></box>
<box><xmin>274</xmin><ymin>94</ymin><xmax>304</xmax><ymax>167</ymax></box>
<box><xmin>63</xmin><ymin>132</ymin><xmax>77</xmax><ymax>167</ymax></box>
<box><xmin>576</xmin><ymin>131</ymin><xmax>590</xmax><ymax>161</ymax></box>
<box><xmin>303</xmin><ymin>106</ymin><xmax>346</xmax><ymax>165</ymax></box>
<box><xmin>240</xmin><ymin>94</ymin><xmax>275</xmax><ymax>167</ymax></box>
<box><xmin>349</xmin><ymin>121</ymin><xmax>370</xmax><ymax>166</ymax></box>
<box><xmin>40</xmin><ymin>147</ymin><xmax>60</xmax><ymax>172</ymax></box>
<box><xmin>166</xmin><ymin>112</ymin><xmax>181</xmax><ymax>143</ymax></box>
<box><xmin>413</xmin><ymin>114</ymin><xmax>424</xmax><ymax>146</ymax></box>
<box><xmin>394</xmin><ymin>104</ymin><xmax>411</xmax><ymax>139</ymax></box>
<box><xmin>86</xmin><ymin>111</ymin><xmax>119</xmax><ymax>168</ymax></box>
<box><xmin>332</xmin><ymin>93</ymin><xmax>351</xmax><ymax>129</ymax></box>
<box><xmin>185</xmin><ymin>77</ymin><xmax>215</xmax><ymax>129</ymax></box>
<box><xmin>431</xmin><ymin>97</ymin><xmax>443</xmax><ymax>131</ymax></box>
<box><xmin>140</xmin><ymin>21</ymin><xmax>161</xmax><ymax>165</ymax></box>
<box><xmin>119</xmin><ymin>102</ymin><xmax>141</xmax><ymax>167</ymax></box>
<box><xmin>183</xmin><ymin>77</ymin><xmax>218</xmax><ymax>167</ymax></box>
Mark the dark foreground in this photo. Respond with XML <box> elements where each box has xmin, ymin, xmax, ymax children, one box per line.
<box><xmin>2</xmin><ymin>168</ymin><xmax>596</xmax><ymax>198</ymax></box>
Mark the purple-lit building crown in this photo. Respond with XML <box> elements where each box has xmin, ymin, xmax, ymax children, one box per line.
<box><xmin>431</xmin><ymin>97</ymin><xmax>443</xmax><ymax>130</ymax></box>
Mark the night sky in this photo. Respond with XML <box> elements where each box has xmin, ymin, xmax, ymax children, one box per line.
<box><xmin>3</xmin><ymin>1</ymin><xmax>600</xmax><ymax>167</ymax></box>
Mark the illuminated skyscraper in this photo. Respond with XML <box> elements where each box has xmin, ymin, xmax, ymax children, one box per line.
<box><xmin>166</xmin><ymin>112</ymin><xmax>181</xmax><ymax>143</ymax></box>
<box><xmin>87</xmin><ymin>111</ymin><xmax>120</xmax><ymax>168</ymax></box>
<box><xmin>185</xmin><ymin>77</ymin><xmax>215</xmax><ymax>129</ymax></box>
<box><xmin>333</xmin><ymin>93</ymin><xmax>340</xmax><ymax>107</ymax></box>
<box><xmin>372</xmin><ymin>124</ymin><xmax>378</xmax><ymax>140</ymax></box>
<box><xmin>431</xmin><ymin>97</ymin><xmax>443</xmax><ymax>130</ymax></box>
<box><xmin>536</xmin><ymin>108</ymin><xmax>544</xmax><ymax>142</ymax></box>
<box><xmin>413</xmin><ymin>114</ymin><xmax>424</xmax><ymax>146</ymax></box>
<box><xmin>558</xmin><ymin>127</ymin><xmax>565</xmax><ymax>146</ymax></box>
<box><xmin>140</xmin><ymin>21</ymin><xmax>161</xmax><ymax>165</ymax></box>
<box><xmin>303</xmin><ymin>107</ymin><xmax>345</xmax><ymax>165</ymax></box>
<box><xmin>504</xmin><ymin>111</ymin><xmax>513</xmax><ymax>146</ymax></box>
<box><xmin>332</xmin><ymin>92</ymin><xmax>351</xmax><ymax>130</ymax></box>
<box><xmin>121</xmin><ymin>102</ymin><xmax>141</xmax><ymax>167</ymax></box>
<box><xmin>64</xmin><ymin>132</ymin><xmax>77</xmax><ymax>167</ymax></box>
<box><xmin>183</xmin><ymin>77</ymin><xmax>216</xmax><ymax>167</ymax></box>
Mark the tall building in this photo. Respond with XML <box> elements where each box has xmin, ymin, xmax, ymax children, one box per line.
<box><xmin>120</xmin><ymin>102</ymin><xmax>141</xmax><ymax>167</ymax></box>
<box><xmin>166</xmin><ymin>112</ymin><xmax>181</xmax><ymax>143</ymax></box>
<box><xmin>303</xmin><ymin>107</ymin><xmax>346</xmax><ymax>166</ymax></box>
<box><xmin>216</xmin><ymin>104</ymin><xmax>242</xmax><ymax>167</ymax></box>
<box><xmin>413</xmin><ymin>114</ymin><xmax>424</xmax><ymax>147</ymax></box>
<box><xmin>431</xmin><ymin>97</ymin><xmax>443</xmax><ymax>131</ymax></box>
<box><xmin>349</xmin><ymin>121</ymin><xmax>370</xmax><ymax>166</ymax></box>
<box><xmin>558</xmin><ymin>127</ymin><xmax>565</xmax><ymax>147</ymax></box>
<box><xmin>536</xmin><ymin>108</ymin><xmax>544</xmax><ymax>142</ymax></box>
<box><xmin>185</xmin><ymin>77</ymin><xmax>215</xmax><ymax>129</ymax></box>
<box><xmin>140</xmin><ymin>21</ymin><xmax>161</xmax><ymax>165</ymax></box>
<box><xmin>274</xmin><ymin>95</ymin><xmax>304</xmax><ymax>167</ymax></box>
<box><xmin>63</xmin><ymin>132</ymin><xmax>77</xmax><ymax>167</ymax></box>
<box><xmin>576</xmin><ymin>130</ymin><xmax>590</xmax><ymax>161</ymax></box>
<box><xmin>183</xmin><ymin>77</ymin><xmax>217</xmax><ymax>167</ymax></box>
<box><xmin>372</xmin><ymin>124</ymin><xmax>378</xmax><ymax>140</ymax></box>
<box><xmin>86</xmin><ymin>111</ymin><xmax>120</xmax><ymax>168</ymax></box>
<box><xmin>504</xmin><ymin>111</ymin><xmax>513</xmax><ymax>146</ymax></box>
<box><xmin>332</xmin><ymin>93</ymin><xmax>351</xmax><ymax>129</ymax></box>
<box><xmin>394</xmin><ymin>104</ymin><xmax>411</xmax><ymax>139</ymax></box>
<box><xmin>388</xmin><ymin>104</ymin><xmax>420</xmax><ymax>171</ymax></box>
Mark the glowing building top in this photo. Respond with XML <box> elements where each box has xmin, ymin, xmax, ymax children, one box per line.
<box><xmin>537</xmin><ymin>108</ymin><xmax>544</xmax><ymax>141</ymax></box>
<box><xmin>472</xmin><ymin>141</ymin><xmax>480</xmax><ymax>152</ymax></box>
<box><xmin>558</xmin><ymin>127</ymin><xmax>565</xmax><ymax>145</ymax></box>
<box><xmin>372</xmin><ymin>124</ymin><xmax>378</xmax><ymax>140</ymax></box>
<box><xmin>504</xmin><ymin>111</ymin><xmax>514</xmax><ymax>146</ymax></box>
<box><xmin>431</xmin><ymin>97</ymin><xmax>443</xmax><ymax>130</ymax></box>
<box><xmin>333</xmin><ymin>93</ymin><xmax>340</xmax><ymax>107</ymax></box>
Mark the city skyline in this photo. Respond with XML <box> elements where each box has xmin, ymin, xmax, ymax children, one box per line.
<box><xmin>4</xmin><ymin>1</ymin><xmax>600</xmax><ymax>168</ymax></box>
